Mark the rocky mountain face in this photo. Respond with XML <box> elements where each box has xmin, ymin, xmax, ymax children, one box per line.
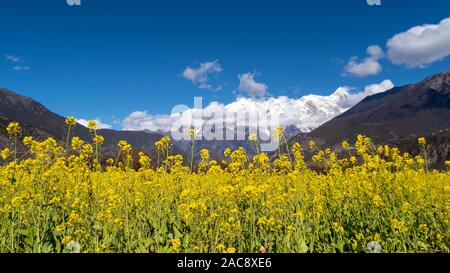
<box><xmin>0</xmin><ymin>88</ymin><xmax>184</xmax><ymax>164</ymax></box>
<box><xmin>289</xmin><ymin>70</ymin><xmax>450</xmax><ymax>169</ymax></box>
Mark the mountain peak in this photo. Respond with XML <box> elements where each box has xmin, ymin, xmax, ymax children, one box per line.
<box><xmin>1</xmin><ymin>87</ymin><xmax>29</xmax><ymax>98</ymax></box>
<box><xmin>0</xmin><ymin>88</ymin><xmax>50</xmax><ymax>117</ymax></box>
<box><xmin>419</xmin><ymin>70</ymin><xmax>450</xmax><ymax>91</ymax></box>
<box><xmin>299</xmin><ymin>69</ymin><xmax>450</xmax><ymax>152</ymax></box>
<box><xmin>330</xmin><ymin>87</ymin><xmax>350</xmax><ymax>101</ymax></box>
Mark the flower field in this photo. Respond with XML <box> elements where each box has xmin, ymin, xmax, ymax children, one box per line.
<box><xmin>0</xmin><ymin>120</ymin><xmax>449</xmax><ymax>253</ymax></box>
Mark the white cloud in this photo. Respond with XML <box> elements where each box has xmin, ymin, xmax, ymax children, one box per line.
<box><xmin>387</xmin><ymin>17</ymin><xmax>450</xmax><ymax>68</ymax></box>
<box><xmin>344</xmin><ymin>45</ymin><xmax>384</xmax><ymax>77</ymax></box>
<box><xmin>363</xmin><ymin>79</ymin><xmax>394</xmax><ymax>94</ymax></box>
<box><xmin>182</xmin><ymin>60</ymin><xmax>222</xmax><ymax>90</ymax></box>
<box><xmin>238</xmin><ymin>72</ymin><xmax>269</xmax><ymax>97</ymax></box>
<box><xmin>345</xmin><ymin>58</ymin><xmax>382</xmax><ymax>77</ymax></box>
<box><xmin>367</xmin><ymin>45</ymin><xmax>385</xmax><ymax>60</ymax></box>
<box><xmin>335</xmin><ymin>79</ymin><xmax>394</xmax><ymax>109</ymax></box>
<box><xmin>77</xmin><ymin>118</ymin><xmax>112</xmax><ymax>130</ymax></box>
<box><xmin>122</xmin><ymin>111</ymin><xmax>174</xmax><ymax>132</ymax></box>
<box><xmin>13</xmin><ymin>66</ymin><xmax>30</xmax><ymax>71</ymax></box>
<box><xmin>5</xmin><ymin>54</ymin><xmax>21</xmax><ymax>63</ymax></box>
<box><xmin>5</xmin><ymin>54</ymin><xmax>31</xmax><ymax>71</ymax></box>
<box><xmin>122</xmin><ymin>80</ymin><xmax>393</xmax><ymax>134</ymax></box>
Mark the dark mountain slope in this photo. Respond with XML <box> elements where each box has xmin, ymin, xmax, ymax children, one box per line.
<box><xmin>0</xmin><ymin>88</ymin><xmax>184</xmax><ymax>162</ymax></box>
<box><xmin>294</xmin><ymin>70</ymin><xmax>450</xmax><ymax>146</ymax></box>
<box><xmin>288</xmin><ymin>70</ymin><xmax>450</xmax><ymax>169</ymax></box>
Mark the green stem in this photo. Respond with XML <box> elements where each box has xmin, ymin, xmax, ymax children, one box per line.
<box><xmin>278</xmin><ymin>144</ymin><xmax>281</xmax><ymax>159</ymax></box>
<box><xmin>255</xmin><ymin>141</ymin><xmax>260</xmax><ymax>156</ymax></box>
<box><xmin>65</xmin><ymin>125</ymin><xmax>72</xmax><ymax>152</ymax></box>
<box><xmin>13</xmin><ymin>133</ymin><xmax>17</xmax><ymax>161</ymax></box>
<box><xmin>157</xmin><ymin>150</ymin><xmax>160</xmax><ymax>169</ymax></box>
<box><xmin>190</xmin><ymin>137</ymin><xmax>195</xmax><ymax>173</ymax></box>
<box><xmin>115</xmin><ymin>150</ymin><xmax>122</xmax><ymax>167</ymax></box>
<box><xmin>283</xmin><ymin>133</ymin><xmax>293</xmax><ymax>166</ymax></box>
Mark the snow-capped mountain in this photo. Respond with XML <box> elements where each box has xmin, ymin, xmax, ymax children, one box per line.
<box><xmin>123</xmin><ymin>80</ymin><xmax>394</xmax><ymax>136</ymax></box>
<box><xmin>122</xmin><ymin>79</ymin><xmax>394</xmax><ymax>157</ymax></box>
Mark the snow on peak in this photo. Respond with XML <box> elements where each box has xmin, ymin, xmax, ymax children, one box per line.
<box><xmin>122</xmin><ymin>80</ymin><xmax>394</xmax><ymax>134</ymax></box>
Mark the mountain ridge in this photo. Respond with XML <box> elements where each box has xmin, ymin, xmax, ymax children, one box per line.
<box><xmin>288</xmin><ymin>69</ymin><xmax>450</xmax><ymax>168</ymax></box>
<box><xmin>0</xmin><ymin>88</ymin><xmax>185</xmax><ymax>164</ymax></box>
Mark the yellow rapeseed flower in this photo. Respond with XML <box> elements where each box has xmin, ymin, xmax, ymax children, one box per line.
<box><xmin>71</xmin><ymin>137</ymin><xmax>85</xmax><ymax>151</ymax></box>
<box><xmin>61</xmin><ymin>236</ymin><xmax>73</xmax><ymax>245</ymax></box>
<box><xmin>223</xmin><ymin>148</ymin><xmax>231</xmax><ymax>157</ymax></box>
<box><xmin>342</xmin><ymin>140</ymin><xmax>350</xmax><ymax>150</ymax></box>
<box><xmin>216</xmin><ymin>244</ymin><xmax>225</xmax><ymax>252</ymax></box>
<box><xmin>401</xmin><ymin>202</ymin><xmax>411</xmax><ymax>213</ymax></box>
<box><xmin>418</xmin><ymin>137</ymin><xmax>426</xmax><ymax>146</ymax></box>
<box><xmin>188</xmin><ymin>128</ymin><xmax>195</xmax><ymax>138</ymax></box>
<box><xmin>87</xmin><ymin>120</ymin><xmax>97</xmax><ymax>131</ymax></box>
<box><xmin>200</xmin><ymin>149</ymin><xmax>209</xmax><ymax>161</ymax></box>
<box><xmin>6</xmin><ymin>122</ymin><xmax>21</xmax><ymax>135</ymax></box>
<box><xmin>65</xmin><ymin>116</ymin><xmax>77</xmax><ymax>126</ymax></box>
<box><xmin>93</xmin><ymin>135</ymin><xmax>104</xmax><ymax>145</ymax></box>
<box><xmin>273</xmin><ymin>126</ymin><xmax>284</xmax><ymax>139</ymax></box>
<box><xmin>419</xmin><ymin>224</ymin><xmax>428</xmax><ymax>233</ymax></box>
<box><xmin>1</xmin><ymin>148</ymin><xmax>10</xmax><ymax>160</ymax></box>
<box><xmin>226</xmin><ymin>247</ymin><xmax>236</xmax><ymax>253</ymax></box>
<box><xmin>248</xmin><ymin>133</ymin><xmax>257</xmax><ymax>142</ymax></box>
<box><xmin>171</xmin><ymin>239</ymin><xmax>181</xmax><ymax>251</ymax></box>
<box><xmin>372</xmin><ymin>195</ymin><xmax>384</xmax><ymax>207</ymax></box>
<box><xmin>118</xmin><ymin>140</ymin><xmax>132</xmax><ymax>153</ymax></box>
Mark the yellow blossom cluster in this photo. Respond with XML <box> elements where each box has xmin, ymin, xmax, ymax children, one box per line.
<box><xmin>0</xmin><ymin>121</ymin><xmax>448</xmax><ymax>253</ymax></box>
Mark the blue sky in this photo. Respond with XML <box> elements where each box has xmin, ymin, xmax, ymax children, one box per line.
<box><xmin>1</xmin><ymin>0</ymin><xmax>450</xmax><ymax>129</ymax></box>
